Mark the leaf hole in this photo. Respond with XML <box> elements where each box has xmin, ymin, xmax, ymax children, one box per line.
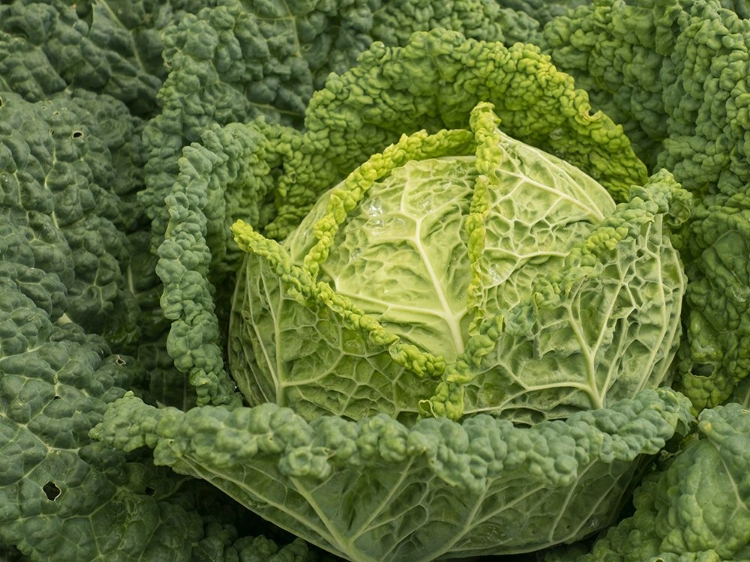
<box><xmin>43</xmin><ymin>481</ymin><xmax>61</xmax><ymax>501</ymax></box>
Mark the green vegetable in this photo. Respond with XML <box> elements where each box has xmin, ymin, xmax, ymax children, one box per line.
<box><xmin>675</xmin><ymin>193</ymin><xmax>750</xmax><ymax>411</ymax></box>
<box><xmin>227</xmin><ymin>42</ymin><xmax>688</xmax><ymax>423</ymax></box>
<box><xmin>155</xmin><ymin>119</ymin><xmax>299</xmax><ymax>407</ymax></box>
<box><xmin>0</xmin><ymin>88</ymin><xmax>145</xmax><ymax>349</ymax></box>
<box><xmin>99</xmin><ymin>26</ymin><xmax>692</xmax><ymax>561</ymax></box>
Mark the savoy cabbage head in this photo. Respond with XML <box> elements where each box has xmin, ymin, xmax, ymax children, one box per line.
<box><xmin>229</xmin><ymin>102</ymin><xmax>688</xmax><ymax>425</ymax></box>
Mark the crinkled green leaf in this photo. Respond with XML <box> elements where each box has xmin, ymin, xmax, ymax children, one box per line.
<box><xmin>155</xmin><ymin>120</ymin><xmax>299</xmax><ymax>407</ymax></box>
<box><xmin>0</xmin><ymin>90</ymin><xmax>145</xmax><ymax>349</ymax></box>
<box><xmin>0</xmin><ymin>258</ymin><xmax>185</xmax><ymax>561</ymax></box>
<box><xmin>541</xmin><ymin>0</ymin><xmax>750</xmax><ymax>200</ymax></box>
<box><xmin>266</xmin><ymin>27</ymin><xmax>648</xmax><ymax>239</ymax></box>
<box><xmin>548</xmin><ymin>402</ymin><xmax>750</xmax><ymax>562</ymax></box>
<box><xmin>92</xmin><ymin>388</ymin><xmax>693</xmax><ymax>561</ymax></box>
<box><xmin>673</xmin><ymin>192</ymin><xmax>750</xmax><ymax>411</ymax></box>
<box><xmin>499</xmin><ymin>0</ymin><xmax>590</xmax><ymax>27</ymax></box>
<box><xmin>540</xmin><ymin>0</ymin><xmax>682</xmax><ymax>169</ymax></box>
<box><xmin>371</xmin><ymin>0</ymin><xmax>542</xmax><ymax>48</ymax></box>
<box><xmin>0</xmin><ymin>0</ymin><xmax>170</xmax><ymax>116</ymax></box>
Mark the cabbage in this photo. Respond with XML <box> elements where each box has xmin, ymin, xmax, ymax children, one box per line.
<box><xmin>229</xmin><ymin>103</ymin><xmax>688</xmax><ymax>424</ymax></box>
